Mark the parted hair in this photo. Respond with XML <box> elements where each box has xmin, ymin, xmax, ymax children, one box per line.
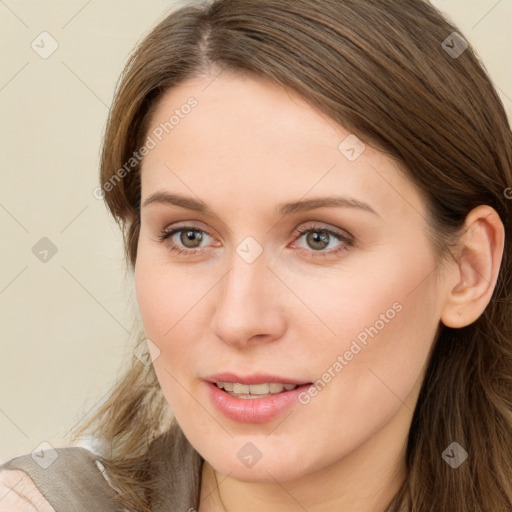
<box><xmin>71</xmin><ymin>1</ymin><xmax>512</xmax><ymax>510</ymax></box>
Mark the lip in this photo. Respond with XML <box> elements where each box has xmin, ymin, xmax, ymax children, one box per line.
<box><xmin>204</xmin><ymin>372</ymin><xmax>312</xmax><ymax>386</ymax></box>
<box><xmin>204</xmin><ymin>375</ymin><xmax>313</xmax><ymax>424</ymax></box>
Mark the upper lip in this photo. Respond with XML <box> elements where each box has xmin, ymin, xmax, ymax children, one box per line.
<box><xmin>204</xmin><ymin>372</ymin><xmax>312</xmax><ymax>386</ymax></box>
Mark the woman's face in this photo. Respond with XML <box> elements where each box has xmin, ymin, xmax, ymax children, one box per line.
<box><xmin>135</xmin><ymin>70</ymin><xmax>447</xmax><ymax>483</ymax></box>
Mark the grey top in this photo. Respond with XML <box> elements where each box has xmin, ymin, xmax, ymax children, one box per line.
<box><xmin>0</xmin><ymin>421</ymin><xmax>204</xmax><ymax>512</ymax></box>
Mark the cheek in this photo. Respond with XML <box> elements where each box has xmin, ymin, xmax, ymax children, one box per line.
<box><xmin>134</xmin><ymin>244</ymin><xmax>217</xmax><ymax>378</ymax></box>
<box><xmin>299</xmin><ymin>239</ymin><xmax>441</xmax><ymax>427</ymax></box>
<box><xmin>134</xmin><ymin>264</ymin><xmax>171</xmax><ymax>340</ymax></box>
<box><xmin>134</xmin><ymin>253</ymin><xmax>206</xmax><ymax>415</ymax></box>
<box><xmin>134</xmin><ymin>243</ymin><xmax>205</xmax><ymax>342</ymax></box>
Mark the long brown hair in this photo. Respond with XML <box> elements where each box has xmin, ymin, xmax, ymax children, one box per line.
<box><xmin>70</xmin><ymin>1</ymin><xmax>512</xmax><ymax>510</ymax></box>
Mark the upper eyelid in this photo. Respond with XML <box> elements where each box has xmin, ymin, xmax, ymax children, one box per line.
<box><xmin>161</xmin><ymin>221</ymin><xmax>348</xmax><ymax>235</ymax></box>
<box><xmin>163</xmin><ymin>222</ymin><xmax>214</xmax><ymax>238</ymax></box>
<box><xmin>295</xmin><ymin>223</ymin><xmax>352</xmax><ymax>237</ymax></box>
<box><xmin>161</xmin><ymin>222</ymin><xmax>353</xmax><ymax>245</ymax></box>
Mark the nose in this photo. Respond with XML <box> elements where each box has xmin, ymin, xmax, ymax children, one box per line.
<box><xmin>210</xmin><ymin>250</ymin><xmax>286</xmax><ymax>349</ymax></box>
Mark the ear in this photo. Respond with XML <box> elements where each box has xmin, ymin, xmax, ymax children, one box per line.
<box><xmin>440</xmin><ymin>205</ymin><xmax>505</xmax><ymax>328</ymax></box>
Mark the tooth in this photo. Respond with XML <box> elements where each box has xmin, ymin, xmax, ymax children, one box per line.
<box><xmin>233</xmin><ymin>383</ymin><xmax>251</xmax><ymax>394</ymax></box>
<box><xmin>249</xmin><ymin>383</ymin><xmax>271</xmax><ymax>395</ymax></box>
<box><xmin>218</xmin><ymin>382</ymin><xmax>300</xmax><ymax>396</ymax></box>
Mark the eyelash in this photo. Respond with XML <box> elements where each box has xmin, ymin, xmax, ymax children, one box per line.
<box><xmin>157</xmin><ymin>224</ymin><xmax>354</xmax><ymax>259</ymax></box>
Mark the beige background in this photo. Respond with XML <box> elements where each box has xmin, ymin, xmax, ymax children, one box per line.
<box><xmin>0</xmin><ymin>0</ymin><xmax>511</xmax><ymax>462</ymax></box>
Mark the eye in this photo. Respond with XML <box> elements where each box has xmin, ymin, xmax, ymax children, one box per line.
<box><xmin>157</xmin><ymin>225</ymin><xmax>214</xmax><ymax>256</ymax></box>
<box><xmin>156</xmin><ymin>223</ymin><xmax>354</xmax><ymax>258</ymax></box>
<box><xmin>292</xmin><ymin>224</ymin><xmax>353</xmax><ymax>258</ymax></box>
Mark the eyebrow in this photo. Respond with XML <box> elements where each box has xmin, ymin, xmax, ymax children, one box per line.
<box><xmin>142</xmin><ymin>191</ymin><xmax>380</xmax><ymax>218</ymax></box>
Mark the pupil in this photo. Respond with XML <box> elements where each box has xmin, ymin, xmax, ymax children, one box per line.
<box><xmin>182</xmin><ymin>230</ymin><xmax>203</xmax><ymax>247</ymax></box>
<box><xmin>308</xmin><ymin>230</ymin><xmax>329</xmax><ymax>250</ymax></box>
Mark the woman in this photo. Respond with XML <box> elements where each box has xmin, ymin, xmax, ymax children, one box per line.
<box><xmin>1</xmin><ymin>0</ymin><xmax>511</xmax><ymax>510</ymax></box>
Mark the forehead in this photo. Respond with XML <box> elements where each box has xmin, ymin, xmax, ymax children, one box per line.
<box><xmin>140</xmin><ymin>71</ymin><xmax>427</xmax><ymax>222</ymax></box>
<box><xmin>145</xmin><ymin>71</ymin><xmax>340</xmax><ymax>162</ymax></box>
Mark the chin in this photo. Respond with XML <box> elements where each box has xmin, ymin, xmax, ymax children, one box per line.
<box><xmin>201</xmin><ymin>434</ymin><xmax>326</xmax><ymax>483</ymax></box>
<box><xmin>212</xmin><ymin>454</ymin><xmax>309</xmax><ymax>483</ymax></box>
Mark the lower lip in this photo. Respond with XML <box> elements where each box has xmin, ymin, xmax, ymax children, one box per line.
<box><xmin>206</xmin><ymin>381</ymin><xmax>312</xmax><ymax>423</ymax></box>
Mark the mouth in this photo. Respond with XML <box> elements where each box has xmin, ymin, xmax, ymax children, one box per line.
<box><xmin>214</xmin><ymin>381</ymin><xmax>301</xmax><ymax>399</ymax></box>
<box><xmin>204</xmin><ymin>373</ymin><xmax>314</xmax><ymax>423</ymax></box>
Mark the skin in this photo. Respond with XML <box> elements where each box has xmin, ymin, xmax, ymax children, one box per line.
<box><xmin>134</xmin><ymin>69</ymin><xmax>504</xmax><ymax>512</ymax></box>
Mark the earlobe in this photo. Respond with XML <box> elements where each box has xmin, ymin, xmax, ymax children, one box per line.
<box><xmin>440</xmin><ymin>205</ymin><xmax>505</xmax><ymax>328</ymax></box>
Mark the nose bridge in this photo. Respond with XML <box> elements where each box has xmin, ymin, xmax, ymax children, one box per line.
<box><xmin>210</xmin><ymin>239</ymin><xmax>284</xmax><ymax>346</ymax></box>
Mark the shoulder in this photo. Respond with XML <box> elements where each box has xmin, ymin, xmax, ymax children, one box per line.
<box><xmin>0</xmin><ymin>469</ymin><xmax>55</xmax><ymax>511</ymax></box>
<box><xmin>0</xmin><ymin>446</ymin><xmax>123</xmax><ymax>512</ymax></box>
